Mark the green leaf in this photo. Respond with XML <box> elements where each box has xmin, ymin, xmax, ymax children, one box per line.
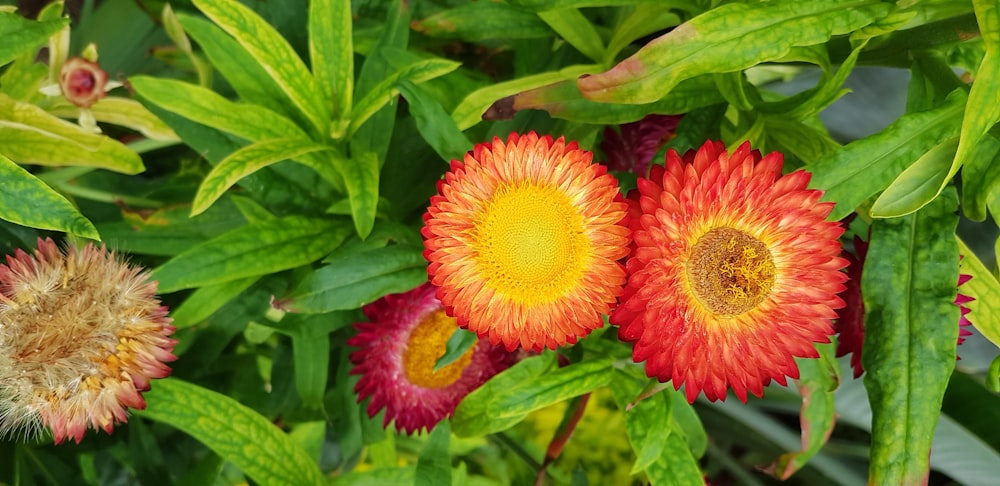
<box><xmin>764</xmin><ymin>117</ymin><xmax>841</xmax><ymax>164</ymax></box>
<box><xmin>960</xmin><ymin>133</ymin><xmax>1000</xmax><ymax>221</ymax></box>
<box><xmin>538</xmin><ymin>8</ymin><xmax>605</xmax><ymax>63</ymax></box>
<box><xmin>451</xmin><ymin>65</ymin><xmax>597</xmax><ymax>130</ymax></box>
<box><xmin>348</xmin><ymin>54</ymin><xmax>461</xmax><ymax>138</ymax></box>
<box><xmin>807</xmin><ymin>89</ymin><xmax>965</xmax><ymax>221</ymax></box>
<box><xmin>192</xmin><ymin>138</ymin><xmax>332</xmax><ymax>216</ymax></box>
<box><xmin>45</xmin><ymin>97</ymin><xmax>179</xmax><ymax>141</ymax></box>
<box><xmin>0</xmin><ymin>11</ymin><xmax>68</xmax><ymax>67</ymax></box>
<box><xmin>871</xmin><ymin>138</ymin><xmax>958</xmax><ymax>218</ymax></box>
<box><xmin>331</xmin><ymin>151</ymin><xmax>380</xmax><ymax>238</ymax></box>
<box><xmin>768</xmin><ymin>343</ymin><xmax>840</xmax><ymax>479</ymax></box>
<box><xmin>135</xmin><ymin>379</ymin><xmax>324</xmax><ymax>486</ymax></box>
<box><xmin>452</xmin><ymin>354</ymin><xmax>614</xmax><ymax>437</ymax></box>
<box><xmin>506</xmin><ymin>0</ymin><xmax>687</xmax><ymax>9</ymax></box>
<box><xmin>192</xmin><ymin>0</ymin><xmax>329</xmax><ymax>137</ymax></box>
<box><xmin>309</xmin><ymin>0</ymin><xmax>352</xmax><ymax>120</ymax></box>
<box><xmin>0</xmin><ymin>93</ymin><xmax>144</xmax><ymax>174</ymax></box>
<box><xmin>957</xmin><ymin>237</ymin><xmax>1000</xmax><ymax>349</ymax></box>
<box><xmin>162</xmin><ymin>4</ymin><xmax>211</xmax><ymax>87</ymax></box>
<box><xmin>415</xmin><ymin>420</ymin><xmax>451</xmax><ymax>486</ymax></box>
<box><xmin>862</xmin><ymin>187</ymin><xmax>960</xmax><ymax>485</ymax></box>
<box><xmin>0</xmin><ymin>49</ymin><xmax>47</xmax><ymax>101</ymax></box>
<box><xmin>606</xmin><ymin>5</ymin><xmax>682</xmax><ymax>63</ymax></box>
<box><xmin>97</xmin><ymin>200</ymin><xmax>248</xmax><ymax>257</ymax></box>
<box><xmin>153</xmin><ymin>215</ymin><xmax>349</xmax><ymax>293</ymax></box>
<box><xmin>286</xmin><ymin>244</ymin><xmax>426</xmax><ymax>314</ymax></box>
<box><xmin>0</xmin><ymin>154</ymin><xmax>98</xmax><ymax>239</ymax></box>
<box><xmin>398</xmin><ymin>81</ymin><xmax>472</xmax><ymax>162</ymax></box>
<box><xmin>434</xmin><ymin>328</ymin><xmax>478</xmax><ymax>372</ymax></box>
<box><xmin>578</xmin><ymin>0</ymin><xmax>890</xmax><ymax>104</ymax></box>
<box><xmin>170</xmin><ymin>277</ymin><xmax>260</xmax><ymax>329</ymax></box>
<box><xmin>413</xmin><ymin>3</ymin><xmax>551</xmax><ymax>41</ymax></box>
<box><xmin>286</xmin><ymin>312</ymin><xmax>355</xmax><ymax>409</ymax></box>
<box><xmin>989</xmin><ymin>356</ymin><xmax>1000</xmax><ymax>392</ymax></box>
<box><xmin>608</xmin><ymin>375</ymin><xmax>672</xmax><ymax>475</ymax></box>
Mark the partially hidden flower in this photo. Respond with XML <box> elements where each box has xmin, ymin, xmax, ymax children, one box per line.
<box><xmin>0</xmin><ymin>238</ymin><xmax>176</xmax><ymax>444</ymax></box>
<box><xmin>610</xmin><ymin>140</ymin><xmax>849</xmax><ymax>403</ymax></box>
<box><xmin>835</xmin><ymin>240</ymin><xmax>974</xmax><ymax>377</ymax></box>
<box><xmin>422</xmin><ymin>131</ymin><xmax>630</xmax><ymax>351</ymax></box>
<box><xmin>600</xmin><ymin>114</ymin><xmax>683</xmax><ymax>175</ymax></box>
<box><xmin>39</xmin><ymin>45</ymin><xmax>122</xmax><ymax>133</ymax></box>
<box><xmin>348</xmin><ymin>283</ymin><xmax>515</xmax><ymax>434</ymax></box>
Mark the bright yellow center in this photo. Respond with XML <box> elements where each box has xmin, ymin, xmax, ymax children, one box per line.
<box><xmin>471</xmin><ymin>182</ymin><xmax>590</xmax><ymax>303</ymax></box>
<box><xmin>686</xmin><ymin>227</ymin><xmax>775</xmax><ymax>316</ymax></box>
<box><xmin>402</xmin><ymin>310</ymin><xmax>475</xmax><ymax>389</ymax></box>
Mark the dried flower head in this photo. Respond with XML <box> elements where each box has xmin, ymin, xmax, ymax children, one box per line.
<box><xmin>58</xmin><ymin>56</ymin><xmax>110</xmax><ymax>109</ymax></box>
<box><xmin>0</xmin><ymin>238</ymin><xmax>175</xmax><ymax>444</ymax></box>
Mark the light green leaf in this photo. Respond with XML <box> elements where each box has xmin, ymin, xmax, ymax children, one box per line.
<box><xmin>578</xmin><ymin>0</ymin><xmax>890</xmax><ymax>103</ymax></box>
<box><xmin>451</xmin><ymin>65</ymin><xmax>597</xmax><ymax>130</ymax></box>
<box><xmin>192</xmin><ymin>138</ymin><xmax>332</xmax><ymax>216</ymax></box>
<box><xmin>332</xmin><ymin>151</ymin><xmax>380</xmax><ymax>238</ymax></box>
<box><xmin>135</xmin><ymin>378</ymin><xmax>324</xmax><ymax>486</ymax></box>
<box><xmin>808</xmin><ymin>89</ymin><xmax>965</xmax><ymax>221</ymax></box>
<box><xmin>162</xmin><ymin>4</ymin><xmax>211</xmax><ymax>86</ymax></box>
<box><xmin>0</xmin><ymin>49</ymin><xmax>47</xmax><ymax>101</ymax></box>
<box><xmin>862</xmin><ymin>188</ymin><xmax>960</xmax><ymax>485</ymax></box>
<box><xmin>397</xmin><ymin>81</ymin><xmax>471</xmax><ymax>162</ymax></box>
<box><xmin>538</xmin><ymin>8</ymin><xmax>605</xmax><ymax>63</ymax></box>
<box><xmin>871</xmin><ymin>138</ymin><xmax>958</xmax><ymax>218</ymax></box>
<box><xmin>415</xmin><ymin>420</ymin><xmax>451</xmax><ymax>486</ymax></box>
<box><xmin>348</xmin><ymin>55</ymin><xmax>461</xmax><ymax>137</ymax></box>
<box><xmin>0</xmin><ymin>93</ymin><xmax>144</xmax><ymax>174</ymax></box>
<box><xmin>192</xmin><ymin>0</ymin><xmax>329</xmax><ymax>137</ymax></box>
<box><xmin>958</xmin><ymin>237</ymin><xmax>1000</xmax><ymax>349</ymax></box>
<box><xmin>309</xmin><ymin>0</ymin><xmax>353</xmax><ymax>120</ymax></box>
<box><xmin>0</xmin><ymin>11</ymin><xmax>68</xmax><ymax>67</ymax></box>
<box><xmin>153</xmin><ymin>215</ymin><xmax>347</xmax><ymax>293</ymax></box>
<box><xmin>286</xmin><ymin>244</ymin><xmax>426</xmax><ymax>314</ymax></box>
<box><xmin>0</xmin><ymin>154</ymin><xmax>98</xmax><ymax>239</ymax></box>
<box><xmin>452</xmin><ymin>354</ymin><xmax>614</xmax><ymax>437</ymax></box>
<box><xmin>413</xmin><ymin>3</ymin><xmax>551</xmax><ymax>40</ymax></box>
<box><xmin>170</xmin><ymin>276</ymin><xmax>260</xmax><ymax>329</ymax></box>
<box><xmin>45</xmin><ymin>97</ymin><xmax>179</xmax><ymax>141</ymax></box>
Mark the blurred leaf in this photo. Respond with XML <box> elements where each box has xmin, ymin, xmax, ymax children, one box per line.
<box><xmin>767</xmin><ymin>343</ymin><xmax>839</xmax><ymax>480</ymax></box>
<box><xmin>286</xmin><ymin>244</ymin><xmax>426</xmax><ymax>313</ymax></box>
<box><xmin>506</xmin><ymin>0</ymin><xmax>688</xmax><ymax>9</ymax></box>
<box><xmin>192</xmin><ymin>138</ymin><xmax>331</xmax><ymax>216</ymax></box>
<box><xmin>398</xmin><ymin>80</ymin><xmax>472</xmax><ymax>162</ymax></box>
<box><xmin>870</xmin><ymin>138</ymin><xmax>957</xmax><ymax>218</ymax></box>
<box><xmin>960</xmin><ymin>133</ymin><xmax>1000</xmax><ymax>221</ymax></box>
<box><xmin>162</xmin><ymin>4</ymin><xmax>211</xmax><ymax>86</ymax></box>
<box><xmin>153</xmin><ymin>215</ymin><xmax>349</xmax><ymax>293</ymax></box>
<box><xmin>578</xmin><ymin>0</ymin><xmax>890</xmax><ymax>103</ymax></box>
<box><xmin>989</xmin><ymin>356</ymin><xmax>1000</xmax><ymax>392</ymax></box>
<box><xmin>862</xmin><ymin>188</ymin><xmax>959</xmax><ymax>485</ymax></box>
<box><xmin>435</xmin><ymin>328</ymin><xmax>478</xmax><ymax>372</ymax></box>
<box><xmin>958</xmin><ymin>237</ymin><xmax>1000</xmax><ymax>348</ymax></box>
<box><xmin>670</xmin><ymin>392</ymin><xmax>707</xmax><ymax>458</ymax></box>
<box><xmin>0</xmin><ymin>93</ymin><xmax>144</xmax><ymax>174</ymax></box>
<box><xmin>309</xmin><ymin>0</ymin><xmax>353</xmax><ymax>120</ymax></box>
<box><xmin>192</xmin><ymin>0</ymin><xmax>329</xmax><ymax>137</ymax></box>
<box><xmin>451</xmin><ymin>65</ymin><xmax>597</xmax><ymax>130</ymax></box>
<box><xmin>136</xmin><ymin>378</ymin><xmax>324</xmax><ymax>486</ymax></box>
<box><xmin>330</xmin><ymin>467</ymin><xmax>414</xmax><ymax>486</ymax></box>
<box><xmin>1</xmin><ymin>50</ymin><xmax>47</xmax><ymax>101</ymax></box>
<box><xmin>45</xmin><ymin>97</ymin><xmax>179</xmax><ymax>141</ymax></box>
<box><xmin>807</xmin><ymin>89</ymin><xmax>965</xmax><ymax>221</ymax></box>
<box><xmin>413</xmin><ymin>3</ymin><xmax>550</xmax><ymax>41</ymax></box>
<box><xmin>348</xmin><ymin>54</ymin><xmax>461</xmax><ymax>137</ymax></box>
<box><xmin>170</xmin><ymin>276</ymin><xmax>260</xmax><ymax>329</ymax></box>
<box><xmin>98</xmin><ymin>200</ymin><xmax>248</xmax><ymax>257</ymax></box>
<box><xmin>415</xmin><ymin>420</ymin><xmax>452</xmax><ymax>486</ymax></box>
<box><xmin>941</xmin><ymin>372</ymin><xmax>1000</xmax><ymax>452</ymax></box>
<box><xmin>0</xmin><ymin>11</ymin><xmax>68</xmax><ymax>67</ymax></box>
<box><xmin>452</xmin><ymin>354</ymin><xmax>614</xmax><ymax>437</ymax></box>
<box><xmin>606</xmin><ymin>5</ymin><xmax>682</xmax><ymax>63</ymax></box>
<box><xmin>0</xmin><ymin>154</ymin><xmax>98</xmax><ymax>239</ymax></box>
<box><xmin>538</xmin><ymin>8</ymin><xmax>604</xmax><ymax>63</ymax></box>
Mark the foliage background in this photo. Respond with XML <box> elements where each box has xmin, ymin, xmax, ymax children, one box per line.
<box><xmin>1</xmin><ymin>0</ymin><xmax>999</xmax><ymax>484</ymax></box>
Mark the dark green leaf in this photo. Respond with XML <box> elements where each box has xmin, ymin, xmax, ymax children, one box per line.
<box><xmin>415</xmin><ymin>420</ymin><xmax>451</xmax><ymax>486</ymax></box>
<box><xmin>434</xmin><ymin>328</ymin><xmax>478</xmax><ymax>372</ymax></box>
<box><xmin>398</xmin><ymin>81</ymin><xmax>472</xmax><ymax>162</ymax></box>
<box><xmin>538</xmin><ymin>8</ymin><xmax>605</xmax><ymax>63</ymax></box>
<box><xmin>332</xmin><ymin>151</ymin><xmax>380</xmax><ymax>238</ymax></box>
<box><xmin>170</xmin><ymin>277</ymin><xmax>260</xmax><ymax>329</ymax></box>
<box><xmin>0</xmin><ymin>155</ymin><xmax>98</xmax><ymax>239</ymax></box>
<box><xmin>135</xmin><ymin>379</ymin><xmax>324</xmax><ymax>485</ymax></box>
<box><xmin>862</xmin><ymin>187</ymin><xmax>960</xmax><ymax>485</ymax></box>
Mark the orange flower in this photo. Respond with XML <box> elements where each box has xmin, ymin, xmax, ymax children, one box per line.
<box><xmin>611</xmin><ymin>141</ymin><xmax>848</xmax><ymax>402</ymax></box>
<box><xmin>422</xmin><ymin>132</ymin><xmax>630</xmax><ymax>351</ymax></box>
<box><xmin>0</xmin><ymin>238</ymin><xmax>175</xmax><ymax>444</ymax></box>
<box><xmin>348</xmin><ymin>283</ymin><xmax>514</xmax><ymax>434</ymax></box>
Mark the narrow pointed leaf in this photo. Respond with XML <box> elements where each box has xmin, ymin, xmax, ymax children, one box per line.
<box><xmin>193</xmin><ymin>138</ymin><xmax>331</xmax><ymax>216</ymax></box>
<box><xmin>415</xmin><ymin>421</ymin><xmax>451</xmax><ymax>486</ymax></box>
<box><xmin>808</xmin><ymin>90</ymin><xmax>965</xmax><ymax>221</ymax></box>
<box><xmin>309</xmin><ymin>0</ymin><xmax>353</xmax><ymax>120</ymax></box>
<box><xmin>434</xmin><ymin>329</ymin><xmax>478</xmax><ymax>371</ymax></box>
<box><xmin>135</xmin><ymin>379</ymin><xmax>324</xmax><ymax>486</ymax></box>
<box><xmin>331</xmin><ymin>151</ymin><xmax>380</xmax><ymax>238</ymax></box>
<box><xmin>862</xmin><ymin>188</ymin><xmax>960</xmax><ymax>485</ymax></box>
<box><xmin>348</xmin><ymin>56</ymin><xmax>461</xmax><ymax>137</ymax></box>
<box><xmin>578</xmin><ymin>0</ymin><xmax>890</xmax><ymax>103</ymax></box>
<box><xmin>608</xmin><ymin>374</ymin><xmax>671</xmax><ymax>475</ymax></box>
<box><xmin>506</xmin><ymin>0</ymin><xmax>686</xmax><ymax>9</ymax></box>
<box><xmin>606</xmin><ymin>5</ymin><xmax>682</xmax><ymax>62</ymax></box>
<box><xmin>192</xmin><ymin>0</ymin><xmax>329</xmax><ymax>137</ymax></box>
<box><xmin>871</xmin><ymin>138</ymin><xmax>958</xmax><ymax>218</ymax></box>
<box><xmin>397</xmin><ymin>81</ymin><xmax>471</xmax><ymax>162</ymax></box>
<box><xmin>45</xmin><ymin>97</ymin><xmax>179</xmax><ymax>141</ymax></box>
<box><xmin>538</xmin><ymin>8</ymin><xmax>605</xmax><ymax>62</ymax></box>
<box><xmin>0</xmin><ymin>155</ymin><xmax>98</xmax><ymax>239</ymax></box>
<box><xmin>170</xmin><ymin>277</ymin><xmax>260</xmax><ymax>329</ymax></box>
<box><xmin>0</xmin><ymin>12</ymin><xmax>68</xmax><ymax>67</ymax></box>
<box><xmin>153</xmin><ymin>215</ymin><xmax>347</xmax><ymax>293</ymax></box>
<box><xmin>413</xmin><ymin>3</ymin><xmax>550</xmax><ymax>40</ymax></box>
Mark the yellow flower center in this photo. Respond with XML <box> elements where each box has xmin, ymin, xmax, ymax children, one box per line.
<box><xmin>471</xmin><ymin>182</ymin><xmax>590</xmax><ymax>303</ymax></box>
<box><xmin>402</xmin><ymin>310</ymin><xmax>475</xmax><ymax>388</ymax></box>
<box><xmin>686</xmin><ymin>227</ymin><xmax>775</xmax><ymax>316</ymax></box>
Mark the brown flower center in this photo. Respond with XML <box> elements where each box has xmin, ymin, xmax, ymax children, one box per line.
<box><xmin>686</xmin><ymin>227</ymin><xmax>775</xmax><ymax>316</ymax></box>
<box><xmin>402</xmin><ymin>310</ymin><xmax>474</xmax><ymax>388</ymax></box>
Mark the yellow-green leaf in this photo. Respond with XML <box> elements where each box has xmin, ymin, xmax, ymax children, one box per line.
<box><xmin>871</xmin><ymin>138</ymin><xmax>958</xmax><ymax>218</ymax></box>
<box><xmin>0</xmin><ymin>154</ymin><xmax>98</xmax><ymax>239</ymax></box>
